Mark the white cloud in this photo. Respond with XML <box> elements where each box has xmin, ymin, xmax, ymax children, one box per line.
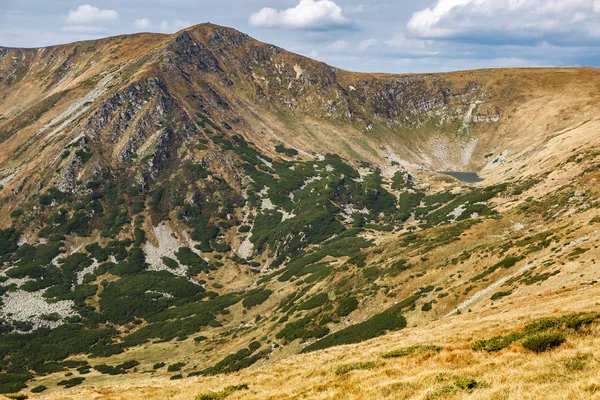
<box><xmin>358</xmin><ymin>38</ymin><xmax>378</xmax><ymax>51</ymax></box>
<box><xmin>66</xmin><ymin>4</ymin><xmax>118</xmax><ymax>25</ymax></box>
<box><xmin>135</xmin><ymin>18</ymin><xmax>152</xmax><ymax>30</ymax></box>
<box><xmin>327</xmin><ymin>40</ymin><xmax>349</xmax><ymax>52</ymax></box>
<box><xmin>407</xmin><ymin>0</ymin><xmax>600</xmax><ymax>45</ymax></box>
<box><xmin>159</xmin><ymin>20</ymin><xmax>170</xmax><ymax>33</ymax></box>
<box><xmin>172</xmin><ymin>19</ymin><xmax>191</xmax><ymax>31</ymax></box>
<box><xmin>249</xmin><ymin>0</ymin><xmax>351</xmax><ymax>29</ymax></box>
<box><xmin>385</xmin><ymin>33</ymin><xmax>440</xmax><ymax>56</ymax></box>
<box><xmin>343</xmin><ymin>4</ymin><xmax>368</xmax><ymax>14</ymax></box>
<box><xmin>133</xmin><ymin>18</ymin><xmax>190</xmax><ymax>33</ymax></box>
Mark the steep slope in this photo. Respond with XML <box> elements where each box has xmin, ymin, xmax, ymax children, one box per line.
<box><xmin>0</xmin><ymin>24</ymin><xmax>599</xmax><ymax>398</ymax></box>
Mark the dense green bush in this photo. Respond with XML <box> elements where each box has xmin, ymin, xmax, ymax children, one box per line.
<box><xmin>0</xmin><ymin>228</ymin><xmax>20</xmax><ymax>256</ymax></box>
<box><xmin>31</xmin><ymin>385</ymin><xmax>47</xmax><ymax>393</ymax></box>
<box><xmin>275</xmin><ymin>144</ymin><xmax>298</xmax><ymax>156</ymax></box>
<box><xmin>335</xmin><ymin>297</ymin><xmax>358</xmax><ymax>317</ymax></box>
<box><xmin>0</xmin><ymin>373</ymin><xmax>31</xmax><ymax>394</ymax></box>
<box><xmin>161</xmin><ymin>256</ymin><xmax>180</xmax><ymax>269</ymax></box>
<box><xmin>472</xmin><ymin>332</ymin><xmax>522</xmax><ymax>352</ymax></box>
<box><xmin>242</xmin><ymin>289</ymin><xmax>273</xmax><ymax>309</ymax></box>
<box><xmin>335</xmin><ymin>361</ymin><xmax>376</xmax><ymax>375</ymax></box>
<box><xmin>303</xmin><ymin>294</ymin><xmax>418</xmax><ymax>352</ymax></box>
<box><xmin>167</xmin><ymin>362</ymin><xmax>186</xmax><ymax>372</ymax></box>
<box><xmin>490</xmin><ymin>291</ymin><xmax>512</xmax><ymax>301</ymax></box>
<box><xmin>276</xmin><ymin>316</ymin><xmax>330</xmax><ymax>342</ymax></box>
<box><xmin>88</xmin><ymin>342</ymin><xmax>124</xmax><ymax>358</ymax></box>
<box><xmin>99</xmin><ymin>271</ymin><xmax>204</xmax><ymax>324</ymax></box>
<box><xmin>195</xmin><ymin>384</ymin><xmax>249</xmax><ymax>400</ymax></box>
<box><xmin>522</xmin><ymin>332</ymin><xmax>565</xmax><ymax>353</ymax></box>
<box><xmin>200</xmin><ymin>347</ymin><xmax>268</xmax><ymax>376</ymax></box>
<box><xmin>175</xmin><ymin>247</ymin><xmax>209</xmax><ymax>275</ymax></box>
<box><xmin>382</xmin><ymin>345</ymin><xmax>442</xmax><ymax>358</ymax></box>
<box><xmin>473</xmin><ymin>312</ymin><xmax>600</xmax><ymax>352</ymax></box>
<box><xmin>296</xmin><ymin>293</ymin><xmax>329</xmax><ymax>311</ymax></box>
<box><xmin>57</xmin><ymin>377</ymin><xmax>85</xmax><ymax>388</ymax></box>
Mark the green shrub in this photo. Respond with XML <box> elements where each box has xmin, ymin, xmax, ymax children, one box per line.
<box><xmin>302</xmin><ymin>295</ymin><xmax>418</xmax><ymax>352</ymax></box>
<box><xmin>161</xmin><ymin>256</ymin><xmax>180</xmax><ymax>269</ymax></box>
<box><xmin>175</xmin><ymin>247</ymin><xmax>208</xmax><ymax>274</ymax></box>
<box><xmin>31</xmin><ymin>385</ymin><xmax>47</xmax><ymax>393</ymax></box>
<box><xmin>200</xmin><ymin>348</ymin><xmax>268</xmax><ymax>376</ymax></box>
<box><xmin>195</xmin><ymin>384</ymin><xmax>249</xmax><ymax>400</ymax></box>
<box><xmin>94</xmin><ymin>364</ymin><xmax>126</xmax><ymax>375</ymax></box>
<box><xmin>238</xmin><ymin>225</ymin><xmax>251</xmax><ymax>233</ymax></box>
<box><xmin>275</xmin><ymin>144</ymin><xmax>298</xmax><ymax>156</ymax></box>
<box><xmin>563</xmin><ymin>353</ymin><xmax>590</xmax><ymax>371</ymax></box>
<box><xmin>248</xmin><ymin>341</ymin><xmax>261</xmax><ymax>351</ymax></box>
<box><xmin>167</xmin><ymin>362</ymin><xmax>186</xmax><ymax>372</ymax></box>
<box><xmin>133</xmin><ymin>227</ymin><xmax>146</xmax><ymax>246</ymax></box>
<box><xmin>153</xmin><ymin>362</ymin><xmax>166</xmax><ymax>370</ymax></box>
<box><xmin>522</xmin><ymin>332</ymin><xmax>565</xmax><ymax>353</ymax></box>
<box><xmin>276</xmin><ymin>316</ymin><xmax>330</xmax><ymax>342</ymax></box>
<box><xmin>472</xmin><ymin>332</ymin><xmax>522</xmax><ymax>352</ymax></box>
<box><xmin>473</xmin><ymin>312</ymin><xmax>600</xmax><ymax>353</ymax></box>
<box><xmin>455</xmin><ymin>378</ymin><xmax>483</xmax><ymax>390</ymax></box>
<box><xmin>382</xmin><ymin>345</ymin><xmax>442</xmax><ymax>358</ymax></box>
<box><xmin>170</xmin><ymin>374</ymin><xmax>183</xmax><ymax>380</ymax></box>
<box><xmin>335</xmin><ymin>297</ymin><xmax>358</xmax><ymax>317</ymax></box>
<box><xmin>6</xmin><ymin>395</ymin><xmax>27</xmax><ymax>400</ymax></box>
<box><xmin>335</xmin><ymin>361</ymin><xmax>376</xmax><ymax>375</ymax></box>
<box><xmin>242</xmin><ymin>289</ymin><xmax>272</xmax><ymax>309</ymax></box>
<box><xmin>296</xmin><ymin>293</ymin><xmax>328</xmax><ymax>311</ymax></box>
<box><xmin>57</xmin><ymin>377</ymin><xmax>85</xmax><ymax>388</ymax></box>
<box><xmin>117</xmin><ymin>360</ymin><xmax>139</xmax><ymax>370</ymax></box>
<box><xmin>490</xmin><ymin>291</ymin><xmax>512</xmax><ymax>301</ymax></box>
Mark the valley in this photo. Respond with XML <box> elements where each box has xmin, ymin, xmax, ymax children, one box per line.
<box><xmin>0</xmin><ymin>23</ymin><xmax>599</xmax><ymax>399</ymax></box>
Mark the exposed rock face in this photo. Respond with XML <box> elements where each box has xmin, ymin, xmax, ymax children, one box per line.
<box><xmin>57</xmin><ymin>155</ymin><xmax>82</xmax><ymax>193</ymax></box>
<box><xmin>166</xmin><ymin>31</ymin><xmax>223</xmax><ymax>74</ymax></box>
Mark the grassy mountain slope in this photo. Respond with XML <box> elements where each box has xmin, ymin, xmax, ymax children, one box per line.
<box><xmin>0</xmin><ymin>23</ymin><xmax>599</xmax><ymax>398</ymax></box>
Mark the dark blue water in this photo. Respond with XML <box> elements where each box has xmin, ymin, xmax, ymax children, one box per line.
<box><xmin>440</xmin><ymin>171</ymin><xmax>483</xmax><ymax>183</ymax></box>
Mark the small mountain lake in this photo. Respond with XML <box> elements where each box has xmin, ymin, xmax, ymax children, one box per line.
<box><xmin>439</xmin><ymin>171</ymin><xmax>483</xmax><ymax>183</ymax></box>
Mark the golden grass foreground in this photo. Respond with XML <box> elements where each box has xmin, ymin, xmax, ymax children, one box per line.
<box><xmin>20</xmin><ymin>283</ymin><xmax>600</xmax><ymax>400</ymax></box>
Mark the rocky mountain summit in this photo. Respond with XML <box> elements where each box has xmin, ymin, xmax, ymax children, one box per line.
<box><xmin>0</xmin><ymin>24</ymin><xmax>599</xmax><ymax>398</ymax></box>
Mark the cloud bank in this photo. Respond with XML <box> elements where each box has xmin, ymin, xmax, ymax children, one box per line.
<box><xmin>407</xmin><ymin>0</ymin><xmax>600</xmax><ymax>46</ymax></box>
<box><xmin>249</xmin><ymin>0</ymin><xmax>351</xmax><ymax>29</ymax></box>
<box><xmin>66</xmin><ymin>4</ymin><xmax>119</xmax><ymax>25</ymax></box>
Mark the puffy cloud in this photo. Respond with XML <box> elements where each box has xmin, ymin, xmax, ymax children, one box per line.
<box><xmin>172</xmin><ymin>19</ymin><xmax>191</xmax><ymax>31</ymax></box>
<box><xmin>159</xmin><ymin>21</ymin><xmax>170</xmax><ymax>33</ymax></box>
<box><xmin>385</xmin><ymin>33</ymin><xmax>439</xmax><ymax>56</ymax></box>
<box><xmin>327</xmin><ymin>40</ymin><xmax>349</xmax><ymax>52</ymax></box>
<box><xmin>249</xmin><ymin>0</ymin><xmax>351</xmax><ymax>29</ymax></box>
<box><xmin>65</xmin><ymin>4</ymin><xmax>118</xmax><ymax>25</ymax></box>
<box><xmin>133</xmin><ymin>18</ymin><xmax>190</xmax><ymax>33</ymax></box>
<box><xmin>407</xmin><ymin>0</ymin><xmax>600</xmax><ymax>45</ymax></box>
<box><xmin>134</xmin><ymin>18</ymin><xmax>152</xmax><ymax>30</ymax></box>
<box><xmin>358</xmin><ymin>38</ymin><xmax>378</xmax><ymax>51</ymax></box>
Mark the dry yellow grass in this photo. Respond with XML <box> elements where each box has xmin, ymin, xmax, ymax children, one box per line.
<box><xmin>22</xmin><ymin>282</ymin><xmax>600</xmax><ymax>400</ymax></box>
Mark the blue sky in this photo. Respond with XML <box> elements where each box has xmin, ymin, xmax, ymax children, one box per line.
<box><xmin>1</xmin><ymin>0</ymin><xmax>599</xmax><ymax>73</ymax></box>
